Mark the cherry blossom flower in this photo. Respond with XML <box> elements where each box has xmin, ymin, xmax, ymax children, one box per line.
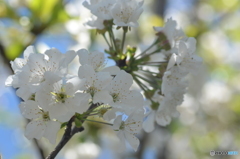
<box><xmin>83</xmin><ymin>0</ymin><xmax>115</xmax><ymax>20</ymax></box>
<box><xmin>113</xmin><ymin>110</ymin><xmax>143</xmax><ymax>151</ymax></box>
<box><xmin>111</xmin><ymin>0</ymin><xmax>144</xmax><ymax>27</ymax></box>
<box><xmin>19</xmin><ymin>100</ymin><xmax>60</xmax><ymax>144</ymax></box>
<box><xmin>106</xmin><ymin>70</ymin><xmax>144</xmax><ymax>115</ymax></box>
<box><xmin>35</xmin><ymin>79</ymin><xmax>90</xmax><ymax>122</ymax></box>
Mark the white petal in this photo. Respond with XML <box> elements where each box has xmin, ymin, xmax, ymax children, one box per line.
<box><xmin>23</xmin><ymin>45</ymin><xmax>37</xmax><ymax>58</ymax></box>
<box><xmin>156</xmin><ymin>110</ymin><xmax>171</xmax><ymax>126</ymax></box>
<box><xmin>77</xmin><ymin>49</ymin><xmax>89</xmax><ymax>66</ymax></box>
<box><xmin>35</xmin><ymin>90</ymin><xmax>53</xmax><ymax>110</ymax></box>
<box><xmin>44</xmin><ymin>71</ymin><xmax>62</xmax><ymax>84</ymax></box>
<box><xmin>19</xmin><ymin>101</ymin><xmax>41</xmax><ymax>119</ymax></box>
<box><xmin>25</xmin><ymin>120</ymin><xmax>45</xmax><ymax>140</ymax></box>
<box><xmin>64</xmin><ymin>82</ymin><xmax>75</xmax><ymax>96</ymax></box>
<box><xmin>167</xmin><ymin>53</ymin><xmax>177</xmax><ymax>70</ymax></box>
<box><xmin>103</xmin><ymin>108</ymin><xmax>117</xmax><ymax>121</ymax></box>
<box><xmin>61</xmin><ymin>50</ymin><xmax>76</xmax><ymax>68</ymax></box>
<box><xmin>49</xmin><ymin>103</ymin><xmax>68</xmax><ymax>120</ymax></box>
<box><xmin>142</xmin><ymin>111</ymin><xmax>155</xmax><ymax>133</ymax></box>
<box><xmin>45</xmin><ymin>48</ymin><xmax>62</xmax><ymax>63</ymax></box>
<box><xmin>95</xmin><ymin>72</ymin><xmax>112</xmax><ymax>90</ymax></box>
<box><xmin>93</xmin><ymin>90</ymin><xmax>113</xmax><ymax>104</ymax></box>
<box><xmin>101</xmin><ymin>66</ymin><xmax>121</xmax><ymax>76</ymax></box>
<box><xmin>186</xmin><ymin>37</ymin><xmax>196</xmax><ymax>53</ymax></box>
<box><xmin>43</xmin><ymin>121</ymin><xmax>61</xmax><ymax>144</ymax></box>
<box><xmin>109</xmin><ymin>70</ymin><xmax>133</xmax><ymax>92</ymax></box>
<box><xmin>115</xmin><ymin>131</ymin><xmax>127</xmax><ymax>151</ymax></box>
<box><xmin>67</xmin><ymin>77</ymin><xmax>86</xmax><ymax>92</ymax></box>
<box><xmin>16</xmin><ymin>87</ymin><xmax>34</xmax><ymax>101</ymax></box>
<box><xmin>78</xmin><ymin>65</ymin><xmax>96</xmax><ymax>81</ymax></box>
<box><xmin>72</xmin><ymin>93</ymin><xmax>91</xmax><ymax>114</ymax></box>
<box><xmin>5</xmin><ymin>75</ymin><xmax>13</xmax><ymax>86</ymax></box>
<box><xmin>124</xmin><ymin>131</ymin><xmax>140</xmax><ymax>152</ymax></box>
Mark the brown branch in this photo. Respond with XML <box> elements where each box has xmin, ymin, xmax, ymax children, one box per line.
<box><xmin>46</xmin><ymin>117</ymin><xmax>84</xmax><ymax>159</ymax></box>
<box><xmin>46</xmin><ymin>103</ymin><xmax>98</xmax><ymax>159</ymax></box>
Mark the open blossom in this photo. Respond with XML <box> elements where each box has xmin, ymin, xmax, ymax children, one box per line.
<box><xmin>77</xmin><ymin>49</ymin><xmax>105</xmax><ymax>71</ymax></box>
<box><xmin>143</xmin><ymin>92</ymin><xmax>164</xmax><ymax>132</ymax></box>
<box><xmin>113</xmin><ymin>110</ymin><xmax>143</xmax><ymax>151</ymax></box>
<box><xmin>5</xmin><ymin>46</ymin><xmax>76</xmax><ymax>101</ymax></box>
<box><xmin>19</xmin><ymin>100</ymin><xmax>61</xmax><ymax>144</ymax></box>
<box><xmin>83</xmin><ymin>0</ymin><xmax>144</xmax><ymax>27</ymax></box>
<box><xmin>84</xmin><ymin>15</ymin><xmax>105</xmax><ymax>30</ymax></box>
<box><xmin>83</xmin><ymin>0</ymin><xmax>115</xmax><ymax>20</ymax></box>
<box><xmin>35</xmin><ymin>78</ymin><xmax>90</xmax><ymax>122</ymax></box>
<box><xmin>106</xmin><ymin>70</ymin><xmax>144</xmax><ymax>115</ymax></box>
<box><xmin>78</xmin><ymin>64</ymin><xmax>113</xmax><ymax>104</ymax></box>
<box><xmin>154</xmin><ymin>18</ymin><xmax>186</xmax><ymax>53</ymax></box>
<box><xmin>168</xmin><ymin>39</ymin><xmax>202</xmax><ymax>74</ymax></box>
<box><xmin>77</xmin><ymin>49</ymin><xmax>120</xmax><ymax>75</ymax></box>
<box><xmin>111</xmin><ymin>0</ymin><xmax>144</xmax><ymax>27</ymax></box>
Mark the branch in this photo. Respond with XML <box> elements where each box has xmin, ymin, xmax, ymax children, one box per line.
<box><xmin>46</xmin><ymin>117</ymin><xmax>82</xmax><ymax>159</ymax></box>
<box><xmin>46</xmin><ymin>103</ymin><xmax>98</xmax><ymax>159</ymax></box>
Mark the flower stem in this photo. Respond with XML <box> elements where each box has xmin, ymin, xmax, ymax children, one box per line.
<box><xmin>85</xmin><ymin>119</ymin><xmax>113</xmax><ymax>126</ymax></box>
<box><xmin>102</xmin><ymin>33</ymin><xmax>111</xmax><ymax>48</ymax></box>
<box><xmin>108</xmin><ymin>28</ymin><xmax>117</xmax><ymax>51</ymax></box>
<box><xmin>121</xmin><ymin>27</ymin><xmax>128</xmax><ymax>51</ymax></box>
<box><xmin>135</xmin><ymin>40</ymin><xmax>158</xmax><ymax>58</ymax></box>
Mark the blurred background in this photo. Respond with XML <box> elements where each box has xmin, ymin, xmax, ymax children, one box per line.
<box><xmin>0</xmin><ymin>0</ymin><xmax>240</xmax><ymax>158</ymax></box>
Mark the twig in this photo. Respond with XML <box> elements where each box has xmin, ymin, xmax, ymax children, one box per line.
<box><xmin>46</xmin><ymin>103</ymin><xmax>98</xmax><ymax>159</ymax></box>
<box><xmin>46</xmin><ymin>117</ymin><xmax>79</xmax><ymax>159</ymax></box>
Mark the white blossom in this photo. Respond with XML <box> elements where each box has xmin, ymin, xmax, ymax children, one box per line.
<box><xmin>113</xmin><ymin>110</ymin><xmax>143</xmax><ymax>151</ymax></box>
<box><xmin>84</xmin><ymin>15</ymin><xmax>105</xmax><ymax>30</ymax></box>
<box><xmin>77</xmin><ymin>49</ymin><xmax>120</xmax><ymax>75</ymax></box>
<box><xmin>78</xmin><ymin>65</ymin><xmax>113</xmax><ymax>104</ymax></box>
<box><xmin>107</xmin><ymin>70</ymin><xmax>144</xmax><ymax>115</ymax></box>
<box><xmin>111</xmin><ymin>0</ymin><xmax>144</xmax><ymax>27</ymax></box>
<box><xmin>19</xmin><ymin>100</ymin><xmax>60</xmax><ymax>144</ymax></box>
<box><xmin>77</xmin><ymin>49</ymin><xmax>105</xmax><ymax>71</ymax></box>
<box><xmin>6</xmin><ymin>47</ymin><xmax>76</xmax><ymax>96</ymax></box>
<box><xmin>35</xmin><ymin>79</ymin><xmax>90</xmax><ymax>122</ymax></box>
<box><xmin>83</xmin><ymin>0</ymin><xmax>115</xmax><ymax>20</ymax></box>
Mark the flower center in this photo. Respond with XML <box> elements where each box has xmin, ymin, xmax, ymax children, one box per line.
<box><xmin>28</xmin><ymin>93</ymin><xmax>35</xmax><ymax>101</ymax></box>
<box><xmin>51</xmin><ymin>91</ymin><xmax>68</xmax><ymax>103</ymax></box>
<box><xmin>56</xmin><ymin>92</ymin><xmax>67</xmax><ymax>103</ymax></box>
<box><xmin>111</xmin><ymin>93</ymin><xmax>120</xmax><ymax>102</ymax></box>
<box><xmin>42</xmin><ymin>111</ymin><xmax>50</xmax><ymax>121</ymax></box>
<box><xmin>87</xmin><ymin>86</ymin><xmax>98</xmax><ymax>96</ymax></box>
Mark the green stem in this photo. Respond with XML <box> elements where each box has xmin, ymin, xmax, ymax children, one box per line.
<box><xmin>102</xmin><ymin>33</ymin><xmax>111</xmax><ymax>48</ymax></box>
<box><xmin>134</xmin><ymin>73</ymin><xmax>154</xmax><ymax>84</ymax></box>
<box><xmin>135</xmin><ymin>40</ymin><xmax>158</xmax><ymax>58</ymax></box>
<box><xmin>132</xmin><ymin>75</ymin><xmax>149</xmax><ymax>91</ymax></box>
<box><xmin>121</xmin><ymin>27</ymin><xmax>127</xmax><ymax>51</ymax></box>
<box><xmin>109</xmin><ymin>28</ymin><xmax>117</xmax><ymax>51</ymax></box>
<box><xmin>108</xmin><ymin>31</ymin><xmax>114</xmax><ymax>49</ymax></box>
<box><xmin>139</xmin><ymin>69</ymin><xmax>158</xmax><ymax>75</ymax></box>
<box><xmin>85</xmin><ymin>119</ymin><xmax>113</xmax><ymax>126</ymax></box>
<box><xmin>140</xmin><ymin>49</ymin><xmax>162</xmax><ymax>59</ymax></box>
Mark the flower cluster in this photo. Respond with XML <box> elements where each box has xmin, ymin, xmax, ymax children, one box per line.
<box><xmin>83</xmin><ymin>0</ymin><xmax>144</xmax><ymax>28</ymax></box>
<box><xmin>5</xmin><ymin>0</ymin><xmax>203</xmax><ymax>154</ymax></box>
<box><xmin>142</xmin><ymin>18</ymin><xmax>202</xmax><ymax>132</ymax></box>
<box><xmin>6</xmin><ymin>46</ymin><xmax>144</xmax><ymax>150</ymax></box>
